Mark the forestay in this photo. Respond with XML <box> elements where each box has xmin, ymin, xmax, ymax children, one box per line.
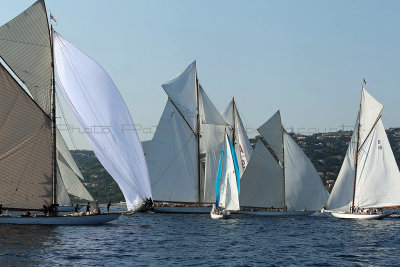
<box><xmin>53</xmin><ymin>32</ymin><xmax>152</xmax><ymax>210</ymax></box>
<box><xmin>0</xmin><ymin>0</ymin><xmax>52</xmax><ymax>116</ymax></box>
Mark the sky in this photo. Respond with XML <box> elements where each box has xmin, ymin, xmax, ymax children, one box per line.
<box><xmin>1</xmin><ymin>0</ymin><xmax>400</xmax><ymax>149</ymax></box>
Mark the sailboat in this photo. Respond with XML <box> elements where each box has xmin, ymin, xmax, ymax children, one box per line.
<box><xmin>0</xmin><ymin>0</ymin><xmax>145</xmax><ymax>224</ymax></box>
<box><xmin>222</xmin><ymin>98</ymin><xmax>253</xmax><ymax>176</ymax></box>
<box><xmin>240</xmin><ymin>111</ymin><xmax>329</xmax><ymax>215</ymax></box>
<box><xmin>144</xmin><ymin>61</ymin><xmax>228</xmax><ymax>213</ymax></box>
<box><xmin>327</xmin><ymin>87</ymin><xmax>400</xmax><ymax>220</ymax></box>
<box><xmin>211</xmin><ymin>134</ymin><xmax>241</xmax><ymax>219</ymax></box>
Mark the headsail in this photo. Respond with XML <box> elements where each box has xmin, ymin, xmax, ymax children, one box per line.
<box><xmin>0</xmin><ymin>60</ymin><xmax>53</xmax><ymax>210</ymax></box>
<box><xmin>284</xmin><ymin>131</ymin><xmax>329</xmax><ymax>211</ymax></box>
<box><xmin>218</xmin><ymin>135</ymin><xmax>240</xmax><ymax>211</ymax></box>
<box><xmin>240</xmin><ymin>111</ymin><xmax>328</xmax><ymax>211</ymax></box>
<box><xmin>222</xmin><ymin>99</ymin><xmax>253</xmax><ymax>175</ymax></box>
<box><xmin>0</xmin><ymin>0</ymin><xmax>52</xmax><ymax>116</ymax></box>
<box><xmin>327</xmin><ymin>88</ymin><xmax>400</xmax><ymax>211</ymax></box>
<box><xmin>53</xmin><ymin>32</ymin><xmax>152</xmax><ymax>210</ymax></box>
<box><xmin>57</xmin><ymin>129</ymin><xmax>94</xmax><ymax>202</ymax></box>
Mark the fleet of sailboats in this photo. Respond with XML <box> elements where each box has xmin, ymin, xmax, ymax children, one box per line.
<box><xmin>1</xmin><ymin>1</ymin><xmax>399</xmax><ymax>224</ymax></box>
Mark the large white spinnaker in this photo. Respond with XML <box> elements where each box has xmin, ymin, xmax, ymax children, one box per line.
<box><xmin>53</xmin><ymin>32</ymin><xmax>152</xmax><ymax>211</ymax></box>
<box><xmin>327</xmin><ymin>88</ymin><xmax>400</xmax><ymax>211</ymax></box>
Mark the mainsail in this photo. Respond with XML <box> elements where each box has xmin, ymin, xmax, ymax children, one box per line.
<box><xmin>0</xmin><ymin>59</ymin><xmax>53</xmax><ymax>210</ymax></box>
<box><xmin>0</xmin><ymin>0</ymin><xmax>94</xmax><ymax>211</ymax></box>
<box><xmin>0</xmin><ymin>0</ymin><xmax>52</xmax><ymax>116</ymax></box>
<box><xmin>53</xmin><ymin>32</ymin><xmax>152</xmax><ymax>210</ymax></box>
<box><xmin>222</xmin><ymin>99</ymin><xmax>253</xmax><ymax>175</ymax></box>
<box><xmin>145</xmin><ymin>61</ymin><xmax>227</xmax><ymax>204</ymax></box>
<box><xmin>240</xmin><ymin>110</ymin><xmax>329</xmax><ymax>211</ymax></box>
<box><xmin>327</xmin><ymin>88</ymin><xmax>400</xmax><ymax>211</ymax></box>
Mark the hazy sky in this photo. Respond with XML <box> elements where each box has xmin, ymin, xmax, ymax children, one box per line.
<box><xmin>2</xmin><ymin>0</ymin><xmax>400</xmax><ymax>149</ymax></box>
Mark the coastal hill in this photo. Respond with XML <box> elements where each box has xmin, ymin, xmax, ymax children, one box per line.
<box><xmin>71</xmin><ymin>128</ymin><xmax>400</xmax><ymax>203</ymax></box>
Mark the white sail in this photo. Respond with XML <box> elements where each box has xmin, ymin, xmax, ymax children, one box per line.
<box><xmin>328</xmin><ymin>88</ymin><xmax>400</xmax><ymax>211</ymax></box>
<box><xmin>326</xmin><ymin>124</ymin><xmax>358</xmax><ymax>211</ymax></box>
<box><xmin>0</xmin><ymin>0</ymin><xmax>52</xmax><ymax>115</ymax></box>
<box><xmin>258</xmin><ymin>110</ymin><xmax>283</xmax><ymax>163</ymax></box>
<box><xmin>222</xmin><ymin>99</ymin><xmax>253</xmax><ymax>175</ymax></box>
<box><xmin>146</xmin><ymin>100</ymin><xmax>198</xmax><ymax>202</ymax></box>
<box><xmin>57</xmin><ymin>167</ymin><xmax>71</xmax><ymax>206</ymax></box>
<box><xmin>0</xmin><ymin>61</ymin><xmax>53</xmax><ymax>210</ymax></box>
<box><xmin>240</xmin><ymin>139</ymin><xmax>284</xmax><ymax>208</ymax></box>
<box><xmin>284</xmin><ymin>132</ymin><xmax>329</xmax><ymax>211</ymax></box>
<box><xmin>219</xmin><ymin>135</ymin><xmax>240</xmax><ymax>211</ymax></box>
<box><xmin>145</xmin><ymin>62</ymin><xmax>228</xmax><ymax>204</ymax></box>
<box><xmin>162</xmin><ymin>61</ymin><xmax>198</xmax><ymax>131</ymax></box>
<box><xmin>56</xmin><ymin>129</ymin><xmax>93</xmax><ymax>202</ymax></box>
<box><xmin>53</xmin><ymin>32</ymin><xmax>152</xmax><ymax>210</ymax></box>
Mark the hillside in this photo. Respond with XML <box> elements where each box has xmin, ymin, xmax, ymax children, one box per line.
<box><xmin>71</xmin><ymin>128</ymin><xmax>400</xmax><ymax>202</ymax></box>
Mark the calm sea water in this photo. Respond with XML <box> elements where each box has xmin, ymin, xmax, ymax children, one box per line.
<box><xmin>1</xmin><ymin>208</ymin><xmax>400</xmax><ymax>266</ymax></box>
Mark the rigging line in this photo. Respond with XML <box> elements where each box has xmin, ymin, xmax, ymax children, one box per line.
<box><xmin>54</xmin><ymin>36</ymin><xmax>146</xmax><ymax>199</ymax></box>
<box><xmin>0</xmin><ymin>39</ymin><xmax>50</xmax><ymax>48</ymax></box>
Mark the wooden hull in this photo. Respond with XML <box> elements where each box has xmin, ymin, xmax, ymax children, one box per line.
<box><xmin>239</xmin><ymin>210</ymin><xmax>314</xmax><ymax>216</ymax></box>
<box><xmin>0</xmin><ymin>213</ymin><xmax>120</xmax><ymax>225</ymax></box>
<box><xmin>331</xmin><ymin>212</ymin><xmax>387</xmax><ymax>220</ymax></box>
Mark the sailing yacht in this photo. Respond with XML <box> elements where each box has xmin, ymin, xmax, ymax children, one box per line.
<box><xmin>144</xmin><ymin>61</ymin><xmax>228</xmax><ymax>213</ymax></box>
<box><xmin>240</xmin><ymin>111</ymin><xmax>329</xmax><ymax>215</ymax></box>
<box><xmin>211</xmin><ymin>134</ymin><xmax>241</xmax><ymax>219</ymax></box>
<box><xmin>0</xmin><ymin>0</ymin><xmax>150</xmax><ymax>224</ymax></box>
<box><xmin>222</xmin><ymin>98</ymin><xmax>253</xmax><ymax>176</ymax></box>
<box><xmin>327</xmin><ymin>87</ymin><xmax>400</xmax><ymax>220</ymax></box>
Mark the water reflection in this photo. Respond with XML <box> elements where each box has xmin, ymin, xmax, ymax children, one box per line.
<box><xmin>0</xmin><ymin>225</ymin><xmax>58</xmax><ymax>265</ymax></box>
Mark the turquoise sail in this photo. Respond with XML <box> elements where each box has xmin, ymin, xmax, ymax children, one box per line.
<box><xmin>215</xmin><ymin>141</ymin><xmax>224</xmax><ymax>208</ymax></box>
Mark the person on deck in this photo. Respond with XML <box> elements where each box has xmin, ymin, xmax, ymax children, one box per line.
<box><xmin>0</xmin><ymin>204</ymin><xmax>2</xmax><ymax>215</ymax></box>
<box><xmin>86</xmin><ymin>202</ymin><xmax>90</xmax><ymax>214</ymax></box>
<box><xmin>107</xmin><ymin>202</ymin><xmax>111</xmax><ymax>213</ymax></box>
<box><xmin>74</xmin><ymin>203</ymin><xmax>79</xmax><ymax>213</ymax></box>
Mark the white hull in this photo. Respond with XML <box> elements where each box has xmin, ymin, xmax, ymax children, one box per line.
<box><xmin>210</xmin><ymin>212</ymin><xmax>223</xmax><ymax>219</ymax></box>
<box><xmin>331</xmin><ymin>212</ymin><xmax>387</xmax><ymax>220</ymax></box>
<box><xmin>153</xmin><ymin>206</ymin><xmax>211</xmax><ymax>214</ymax></box>
<box><xmin>239</xmin><ymin>210</ymin><xmax>314</xmax><ymax>216</ymax></box>
<box><xmin>0</xmin><ymin>213</ymin><xmax>120</xmax><ymax>225</ymax></box>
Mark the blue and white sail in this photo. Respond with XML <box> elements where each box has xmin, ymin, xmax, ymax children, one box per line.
<box><xmin>53</xmin><ymin>32</ymin><xmax>152</xmax><ymax>211</ymax></box>
<box><xmin>216</xmin><ymin>134</ymin><xmax>241</xmax><ymax>211</ymax></box>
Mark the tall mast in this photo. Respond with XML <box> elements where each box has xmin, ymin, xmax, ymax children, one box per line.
<box><xmin>195</xmin><ymin>67</ymin><xmax>201</xmax><ymax>203</ymax></box>
<box><xmin>282</xmin><ymin>126</ymin><xmax>286</xmax><ymax>211</ymax></box>
<box><xmin>50</xmin><ymin>25</ymin><xmax>57</xmax><ymax>206</ymax></box>
<box><xmin>232</xmin><ymin>98</ymin><xmax>236</xmax><ymax>146</ymax></box>
<box><xmin>351</xmin><ymin>87</ymin><xmax>363</xmax><ymax>213</ymax></box>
